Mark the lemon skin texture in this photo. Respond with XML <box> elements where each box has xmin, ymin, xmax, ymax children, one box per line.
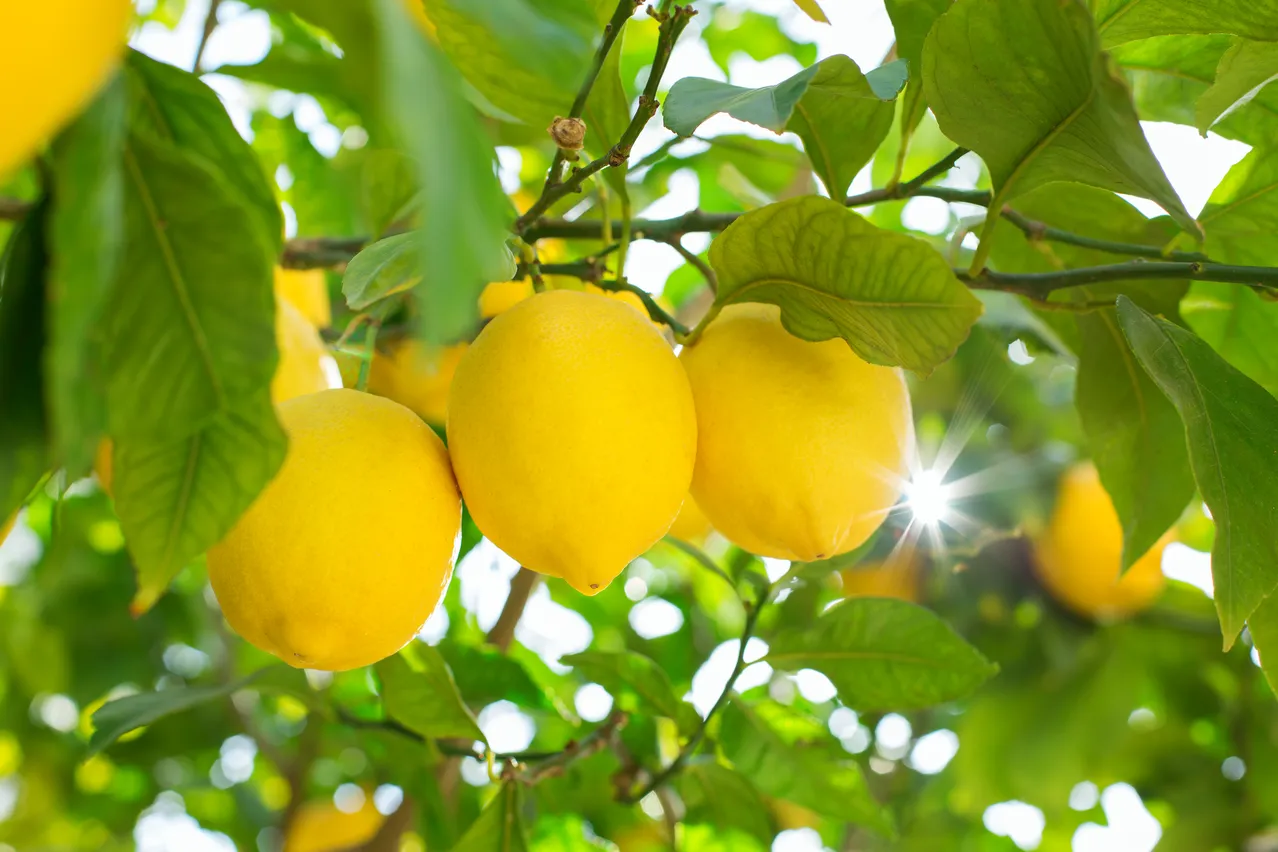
<box><xmin>275</xmin><ymin>267</ymin><xmax>332</xmax><ymax>329</ymax></box>
<box><xmin>0</xmin><ymin>0</ymin><xmax>132</xmax><ymax>176</ymax></box>
<box><xmin>447</xmin><ymin>290</ymin><xmax>697</xmax><ymax>595</ymax></box>
<box><xmin>480</xmin><ymin>280</ymin><xmax>535</xmax><ymax>318</ymax></box>
<box><xmin>285</xmin><ymin>796</ymin><xmax>384</xmax><ymax>852</ymax></box>
<box><xmin>366</xmin><ymin>340</ymin><xmax>468</xmax><ymax>425</ymax></box>
<box><xmin>208</xmin><ymin>389</ymin><xmax>461</xmax><ymax>671</ymax></box>
<box><xmin>272</xmin><ymin>297</ymin><xmax>333</xmax><ymax>404</ymax></box>
<box><xmin>680</xmin><ymin>303</ymin><xmax>913</xmax><ymax>563</ymax></box>
<box><xmin>1035</xmin><ymin>462</ymin><xmax>1169</xmax><ymax>620</ymax></box>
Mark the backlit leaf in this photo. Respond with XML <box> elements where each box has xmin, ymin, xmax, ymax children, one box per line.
<box><xmin>1196</xmin><ymin>39</ymin><xmax>1278</xmax><ymax>134</ymax></box>
<box><xmin>377</xmin><ymin>645</ymin><xmax>486</xmax><ymax>743</ymax></box>
<box><xmin>1092</xmin><ymin>0</ymin><xmax>1278</xmax><ymax>46</ymax></box>
<box><xmin>561</xmin><ymin>650</ymin><xmax>683</xmax><ymax>719</ymax></box>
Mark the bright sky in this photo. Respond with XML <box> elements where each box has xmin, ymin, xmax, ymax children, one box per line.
<box><xmin>109</xmin><ymin>2</ymin><xmax>1255</xmax><ymax>850</ymax></box>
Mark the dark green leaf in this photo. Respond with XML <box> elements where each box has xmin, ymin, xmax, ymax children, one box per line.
<box><xmin>377</xmin><ymin>645</ymin><xmax>486</xmax><ymax>742</ymax></box>
<box><xmin>1075</xmin><ymin>293</ymin><xmax>1194</xmax><ymax>569</ymax></box>
<box><xmin>767</xmin><ymin>598</ymin><xmax>997</xmax><ymax>710</ymax></box>
<box><xmin>719</xmin><ymin>699</ymin><xmax>893</xmax><ymax>836</ymax></box>
<box><xmin>88</xmin><ymin>666</ymin><xmax>310</xmax><ymax>756</ymax></box>
<box><xmin>924</xmin><ymin>0</ymin><xmax>1197</xmax><ymax>239</ymax></box>
<box><xmin>114</xmin><ymin>387</ymin><xmax>286</xmax><ymax>613</ymax></box>
<box><xmin>107</xmin><ymin>132</ymin><xmax>277</xmax><ymax>440</ymax></box>
<box><xmin>125</xmin><ymin>51</ymin><xmax>282</xmax><ymax>250</ymax></box>
<box><xmin>46</xmin><ymin>77</ymin><xmax>126</xmax><ymax>477</ymax></box>
<box><xmin>707</xmin><ymin>196</ymin><xmax>983</xmax><ymax>374</ymax></box>
<box><xmin>372</xmin><ymin>0</ymin><xmax>513</xmax><ymax>343</ymax></box>
<box><xmin>438</xmin><ymin>641</ymin><xmax>550</xmax><ymax>711</ymax></box>
<box><xmin>0</xmin><ymin>204</ymin><xmax>50</xmax><ymax>520</ymax></box>
<box><xmin>1196</xmin><ymin>39</ymin><xmax>1278</xmax><ymax>133</ymax></box>
<box><xmin>343</xmin><ymin>233</ymin><xmax>419</xmax><ymax>311</ymax></box>
<box><xmin>1117</xmin><ymin>297</ymin><xmax>1278</xmax><ymax>648</ymax></box>
<box><xmin>449</xmin><ymin>781</ymin><xmax>529</xmax><ymax>852</ymax></box>
<box><xmin>1093</xmin><ymin>0</ymin><xmax>1278</xmax><ymax>46</ymax></box>
<box><xmin>560</xmin><ymin>650</ymin><xmax>682</xmax><ymax>719</ymax></box>
<box><xmin>678</xmin><ymin>760</ymin><xmax>773</xmax><ymax>846</ymax></box>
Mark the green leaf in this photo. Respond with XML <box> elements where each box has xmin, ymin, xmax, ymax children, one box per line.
<box><xmin>924</xmin><ymin>0</ymin><xmax>1197</xmax><ymax>249</ymax></box>
<box><xmin>46</xmin><ymin>77</ymin><xmax>126</xmax><ymax>477</ymax></box>
<box><xmin>343</xmin><ymin>233</ymin><xmax>420</xmax><ymax>311</ymax></box>
<box><xmin>560</xmin><ymin>650</ymin><xmax>682</xmax><ymax>719</ymax></box>
<box><xmin>438</xmin><ymin>641</ymin><xmax>551</xmax><ymax>711</ymax></box>
<box><xmin>678</xmin><ymin>760</ymin><xmax>774</xmax><ymax>847</ymax></box>
<box><xmin>372</xmin><ymin>0</ymin><xmax>513</xmax><ymax>343</ymax></box>
<box><xmin>88</xmin><ymin>666</ymin><xmax>310</xmax><ymax>756</ymax></box>
<box><xmin>1117</xmin><ymin>297</ymin><xmax>1278</xmax><ymax>648</ymax></box>
<box><xmin>1198</xmin><ymin>144</ymin><xmax>1278</xmax><ymax>266</ymax></box>
<box><xmin>1075</xmin><ymin>292</ymin><xmax>1195</xmax><ymax>569</ymax></box>
<box><xmin>125</xmin><ymin>51</ymin><xmax>282</xmax><ymax>251</ymax></box>
<box><xmin>114</xmin><ymin>387</ymin><xmax>286</xmax><ymax>613</ymax></box>
<box><xmin>718</xmin><ymin>699</ymin><xmax>893</xmax><ymax>836</ymax></box>
<box><xmin>766</xmin><ymin>597</ymin><xmax>998</xmax><ymax>710</ymax></box>
<box><xmin>584</xmin><ymin>0</ymin><xmax>632</xmax><ymax>195</ymax></box>
<box><xmin>361</xmin><ymin>149</ymin><xmax>419</xmax><ymax>239</ymax></box>
<box><xmin>791</xmin><ymin>0</ymin><xmax>829</xmax><ymax>24</ymax></box>
<box><xmin>707</xmin><ymin>196</ymin><xmax>983</xmax><ymax>374</ymax></box>
<box><xmin>884</xmin><ymin>0</ymin><xmax>949</xmax><ymax>75</ymax></box>
<box><xmin>1196</xmin><ymin>39</ymin><xmax>1278</xmax><ymax>133</ymax></box>
<box><xmin>1247</xmin><ymin>595</ymin><xmax>1278</xmax><ymax>693</ymax></box>
<box><xmin>449</xmin><ymin>782</ymin><xmax>529</xmax><ymax>852</ymax></box>
<box><xmin>1182</xmin><ymin>283</ymin><xmax>1278</xmax><ymax>396</ymax></box>
<box><xmin>1093</xmin><ymin>0</ymin><xmax>1278</xmax><ymax>46</ymax></box>
<box><xmin>0</xmin><ymin>204</ymin><xmax>51</xmax><ymax>520</ymax></box>
<box><xmin>107</xmin><ymin>132</ymin><xmax>278</xmax><ymax>441</ymax></box>
<box><xmin>663</xmin><ymin>56</ymin><xmax>905</xmax><ymax>195</ymax></box>
<box><xmin>376</xmin><ymin>645</ymin><xmax>486</xmax><ymax>743</ymax></box>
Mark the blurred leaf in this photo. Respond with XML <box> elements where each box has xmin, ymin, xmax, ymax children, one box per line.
<box><xmin>664</xmin><ymin>57</ymin><xmax>905</xmax><ymax>196</ymax></box>
<box><xmin>1198</xmin><ymin>144</ymin><xmax>1278</xmax><ymax>265</ymax></box>
<box><xmin>1117</xmin><ymin>297</ymin><xmax>1278</xmax><ymax>648</ymax></box>
<box><xmin>1182</xmin><ymin>283</ymin><xmax>1278</xmax><ymax>396</ymax></box>
<box><xmin>125</xmin><ymin>51</ymin><xmax>282</xmax><ymax>251</ymax></box>
<box><xmin>114</xmin><ymin>387</ymin><xmax>286</xmax><ymax>613</ymax></box>
<box><xmin>1196</xmin><ymin>39</ymin><xmax>1278</xmax><ymax>133</ymax></box>
<box><xmin>791</xmin><ymin>0</ymin><xmax>829</xmax><ymax>23</ymax></box>
<box><xmin>703</xmin><ymin>10</ymin><xmax>818</xmax><ymax>74</ymax></box>
<box><xmin>560</xmin><ymin>650</ymin><xmax>682</xmax><ymax>719</ymax></box>
<box><xmin>1075</xmin><ymin>293</ymin><xmax>1194</xmax><ymax>569</ymax></box>
<box><xmin>88</xmin><ymin>666</ymin><xmax>309</xmax><ymax>756</ymax></box>
<box><xmin>885</xmin><ymin>0</ymin><xmax>948</xmax><ymax>73</ymax></box>
<box><xmin>678</xmin><ymin>760</ymin><xmax>774</xmax><ymax>846</ymax></box>
<box><xmin>450</xmin><ymin>782</ymin><xmax>529</xmax><ymax>852</ymax></box>
<box><xmin>719</xmin><ymin>699</ymin><xmax>893</xmax><ymax>836</ymax></box>
<box><xmin>766</xmin><ymin>598</ymin><xmax>997</xmax><ymax>709</ymax></box>
<box><xmin>0</xmin><ymin>203</ymin><xmax>50</xmax><ymax>520</ymax></box>
<box><xmin>372</xmin><ymin>0</ymin><xmax>513</xmax><ymax>343</ymax></box>
<box><xmin>976</xmin><ymin>292</ymin><xmax>1074</xmax><ymax>357</ymax></box>
<box><xmin>46</xmin><ymin>77</ymin><xmax>126</xmax><ymax>477</ymax></box>
<box><xmin>361</xmin><ymin>149</ymin><xmax>418</xmax><ymax>238</ymax></box>
<box><xmin>438</xmin><ymin>641</ymin><xmax>551</xmax><ymax>711</ymax></box>
<box><xmin>343</xmin><ymin>233</ymin><xmax>419</xmax><ymax>310</ymax></box>
<box><xmin>377</xmin><ymin>645</ymin><xmax>486</xmax><ymax>743</ymax></box>
<box><xmin>583</xmin><ymin>0</ymin><xmax>632</xmax><ymax>195</ymax></box>
<box><xmin>924</xmin><ymin>0</ymin><xmax>1197</xmax><ymax>238</ymax></box>
<box><xmin>1247</xmin><ymin>597</ymin><xmax>1278</xmax><ymax>693</ymax></box>
<box><xmin>707</xmin><ymin>196</ymin><xmax>982</xmax><ymax>374</ymax></box>
<box><xmin>1093</xmin><ymin>0</ymin><xmax>1278</xmax><ymax>46</ymax></box>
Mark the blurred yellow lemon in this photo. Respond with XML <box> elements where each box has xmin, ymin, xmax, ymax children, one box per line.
<box><xmin>208</xmin><ymin>390</ymin><xmax>461</xmax><ymax>671</ymax></box>
<box><xmin>680</xmin><ymin>304</ymin><xmax>913</xmax><ymax>562</ymax></box>
<box><xmin>668</xmin><ymin>497</ymin><xmax>712</xmax><ymax>544</ymax></box>
<box><xmin>840</xmin><ymin>555</ymin><xmax>919</xmax><ymax>603</ymax></box>
<box><xmin>272</xmin><ymin>297</ymin><xmax>333</xmax><ymax>404</ymax></box>
<box><xmin>285</xmin><ymin>796</ymin><xmax>384</xmax><ymax>852</ymax></box>
<box><xmin>275</xmin><ymin>268</ymin><xmax>331</xmax><ymax>330</ymax></box>
<box><xmin>480</xmin><ymin>280</ymin><xmax>535</xmax><ymax>318</ymax></box>
<box><xmin>1035</xmin><ymin>462</ymin><xmax>1168</xmax><ymax>619</ymax></box>
<box><xmin>448</xmin><ymin>290</ymin><xmax>697</xmax><ymax>594</ymax></box>
<box><xmin>612</xmin><ymin>820</ymin><xmax>666</xmax><ymax>852</ymax></box>
<box><xmin>0</xmin><ymin>0</ymin><xmax>132</xmax><ymax>176</ymax></box>
<box><xmin>367</xmin><ymin>341</ymin><xmax>467</xmax><ymax>425</ymax></box>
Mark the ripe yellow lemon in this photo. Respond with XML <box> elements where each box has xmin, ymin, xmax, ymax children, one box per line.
<box><xmin>0</xmin><ymin>0</ymin><xmax>132</xmax><ymax>176</ymax></box>
<box><xmin>208</xmin><ymin>390</ymin><xmax>461</xmax><ymax>671</ymax></box>
<box><xmin>448</xmin><ymin>290</ymin><xmax>697</xmax><ymax>594</ymax></box>
<box><xmin>680</xmin><ymin>303</ymin><xmax>913</xmax><ymax>562</ymax></box>
<box><xmin>840</xmin><ymin>556</ymin><xmax>919</xmax><ymax>603</ymax></box>
<box><xmin>668</xmin><ymin>496</ymin><xmax>712</xmax><ymax>544</ymax></box>
<box><xmin>275</xmin><ymin>267</ymin><xmax>331</xmax><ymax>330</ymax></box>
<box><xmin>1035</xmin><ymin>462</ymin><xmax>1168</xmax><ymax>619</ymax></box>
<box><xmin>272</xmin><ymin>297</ymin><xmax>333</xmax><ymax>404</ymax></box>
<box><xmin>366</xmin><ymin>340</ymin><xmax>467</xmax><ymax>425</ymax></box>
<box><xmin>285</xmin><ymin>796</ymin><xmax>384</xmax><ymax>852</ymax></box>
<box><xmin>480</xmin><ymin>280</ymin><xmax>535</xmax><ymax>318</ymax></box>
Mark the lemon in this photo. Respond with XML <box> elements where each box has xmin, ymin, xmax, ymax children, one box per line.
<box><xmin>285</xmin><ymin>796</ymin><xmax>384</xmax><ymax>852</ymax></box>
<box><xmin>680</xmin><ymin>303</ymin><xmax>913</xmax><ymax>562</ymax></box>
<box><xmin>668</xmin><ymin>496</ymin><xmax>712</xmax><ymax>544</ymax></box>
<box><xmin>0</xmin><ymin>0</ymin><xmax>132</xmax><ymax>176</ymax></box>
<box><xmin>840</xmin><ymin>555</ymin><xmax>919</xmax><ymax>603</ymax></box>
<box><xmin>275</xmin><ymin>267</ymin><xmax>331</xmax><ymax>330</ymax></box>
<box><xmin>1034</xmin><ymin>462</ymin><xmax>1168</xmax><ymax>619</ymax></box>
<box><xmin>365</xmin><ymin>340</ymin><xmax>467</xmax><ymax>425</ymax></box>
<box><xmin>272</xmin><ymin>297</ymin><xmax>333</xmax><ymax>404</ymax></box>
<box><xmin>208</xmin><ymin>389</ymin><xmax>461</xmax><ymax>671</ymax></box>
<box><xmin>448</xmin><ymin>290</ymin><xmax>697</xmax><ymax>594</ymax></box>
<box><xmin>480</xmin><ymin>280</ymin><xmax>535</xmax><ymax>318</ymax></box>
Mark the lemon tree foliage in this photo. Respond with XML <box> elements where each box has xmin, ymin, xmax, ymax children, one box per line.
<box><xmin>7</xmin><ymin>0</ymin><xmax>1278</xmax><ymax>849</ymax></box>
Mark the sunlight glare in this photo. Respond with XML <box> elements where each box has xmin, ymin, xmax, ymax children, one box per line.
<box><xmin>906</xmin><ymin>469</ymin><xmax>953</xmax><ymax>526</ymax></box>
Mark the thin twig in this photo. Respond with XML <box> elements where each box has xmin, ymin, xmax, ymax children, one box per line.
<box><xmin>507</xmin><ymin>711</ymin><xmax>629</xmax><ymax>785</ymax></box>
<box><xmin>192</xmin><ymin>0</ymin><xmax>223</xmax><ymax>72</ymax></box>
<box><xmin>662</xmin><ymin>237</ymin><xmax>718</xmax><ymax>293</ymax></box>
<box><xmin>998</xmin><ymin>207</ymin><xmax>1212</xmax><ymax>263</ymax></box>
<box><xmin>620</xmin><ymin>581</ymin><xmax>772</xmax><ymax>803</ymax></box>
<box><xmin>594</xmin><ymin>278</ymin><xmax>689</xmax><ymax>335</ymax></box>
<box><xmin>961</xmin><ymin>261</ymin><xmax>1278</xmax><ymax>298</ymax></box>
<box><xmin>487</xmin><ymin>568</ymin><xmax>541</xmax><ymax>653</ymax></box>
<box><xmin>335</xmin><ymin>709</ymin><xmax>559</xmax><ymax>760</ymax></box>
<box><xmin>890</xmin><ymin>146</ymin><xmax>968</xmax><ymax>198</ymax></box>
<box><xmin>663</xmin><ymin>535</ymin><xmax>736</xmax><ymax>593</ymax></box>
